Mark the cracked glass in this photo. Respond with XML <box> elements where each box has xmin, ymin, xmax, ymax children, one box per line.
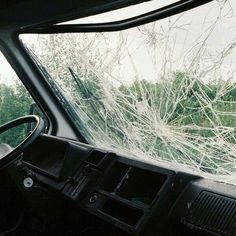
<box><xmin>20</xmin><ymin>0</ymin><xmax>236</xmax><ymax>183</ymax></box>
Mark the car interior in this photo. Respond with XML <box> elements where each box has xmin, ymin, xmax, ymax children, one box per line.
<box><xmin>1</xmin><ymin>0</ymin><xmax>236</xmax><ymax>235</ymax></box>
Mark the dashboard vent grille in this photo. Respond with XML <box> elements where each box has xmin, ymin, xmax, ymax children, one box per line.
<box><xmin>187</xmin><ymin>191</ymin><xmax>236</xmax><ymax>235</ymax></box>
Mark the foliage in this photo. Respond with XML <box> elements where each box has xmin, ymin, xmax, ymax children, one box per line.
<box><xmin>2</xmin><ymin>63</ymin><xmax>236</xmax><ymax>177</ymax></box>
<box><xmin>61</xmin><ymin>69</ymin><xmax>236</xmax><ymax>175</ymax></box>
<box><xmin>0</xmin><ymin>82</ymin><xmax>33</xmax><ymax>147</ymax></box>
<box><xmin>18</xmin><ymin>1</ymin><xmax>236</xmax><ymax>181</ymax></box>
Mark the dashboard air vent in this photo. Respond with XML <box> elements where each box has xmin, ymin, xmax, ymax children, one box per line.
<box><xmin>187</xmin><ymin>191</ymin><xmax>236</xmax><ymax>236</ymax></box>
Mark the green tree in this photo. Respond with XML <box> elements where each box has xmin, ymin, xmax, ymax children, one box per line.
<box><xmin>0</xmin><ymin>82</ymin><xmax>33</xmax><ymax>147</ymax></box>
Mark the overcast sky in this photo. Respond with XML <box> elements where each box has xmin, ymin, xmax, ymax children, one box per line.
<box><xmin>2</xmin><ymin>0</ymin><xmax>236</xmax><ymax>86</ymax></box>
<box><xmin>0</xmin><ymin>52</ymin><xmax>17</xmax><ymax>86</ymax></box>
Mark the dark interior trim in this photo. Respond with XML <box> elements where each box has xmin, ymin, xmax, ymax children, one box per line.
<box><xmin>22</xmin><ymin>0</ymin><xmax>213</xmax><ymax>34</ymax></box>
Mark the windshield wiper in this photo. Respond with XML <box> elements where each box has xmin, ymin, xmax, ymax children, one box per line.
<box><xmin>68</xmin><ymin>67</ymin><xmax>126</xmax><ymax>142</ymax></box>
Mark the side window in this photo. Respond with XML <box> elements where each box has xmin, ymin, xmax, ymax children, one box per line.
<box><xmin>0</xmin><ymin>51</ymin><xmax>43</xmax><ymax>148</ymax></box>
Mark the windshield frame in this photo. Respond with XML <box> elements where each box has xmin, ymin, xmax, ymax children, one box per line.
<box><xmin>20</xmin><ymin>0</ymin><xmax>213</xmax><ymax>34</ymax></box>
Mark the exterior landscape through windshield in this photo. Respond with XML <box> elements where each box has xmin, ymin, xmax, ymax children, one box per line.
<box><xmin>21</xmin><ymin>0</ymin><xmax>236</xmax><ymax>184</ymax></box>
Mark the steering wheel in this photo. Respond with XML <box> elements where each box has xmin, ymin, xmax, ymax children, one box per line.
<box><xmin>0</xmin><ymin>115</ymin><xmax>45</xmax><ymax>169</ymax></box>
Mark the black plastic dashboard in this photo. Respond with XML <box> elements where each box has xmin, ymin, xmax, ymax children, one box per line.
<box><xmin>8</xmin><ymin>134</ymin><xmax>236</xmax><ymax>236</ymax></box>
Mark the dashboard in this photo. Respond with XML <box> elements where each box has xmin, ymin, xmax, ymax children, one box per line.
<box><xmin>8</xmin><ymin>134</ymin><xmax>236</xmax><ymax>236</ymax></box>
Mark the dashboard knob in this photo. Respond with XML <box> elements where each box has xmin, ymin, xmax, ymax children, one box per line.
<box><xmin>23</xmin><ymin>177</ymin><xmax>34</xmax><ymax>188</ymax></box>
<box><xmin>89</xmin><ymin>194</ymin><xmax>98</xmax><ymax>203</ymax></box>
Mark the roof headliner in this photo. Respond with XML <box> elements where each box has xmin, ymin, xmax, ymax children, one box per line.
<box><xmin>0</xmin><ymin>0</ymin><xmax>151</xmax><ymax>31</ymax></box>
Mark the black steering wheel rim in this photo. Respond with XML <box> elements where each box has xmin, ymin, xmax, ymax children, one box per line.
<box><xmin>0</xmin><ymin>115</ymin><xmax>44</xmax><ymax>169</ymax></box>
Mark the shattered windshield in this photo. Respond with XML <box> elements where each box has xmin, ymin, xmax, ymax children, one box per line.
<box><xmin>21</xmin><ymin>0</ymin><xmax>236</xmax><ymax>183</ymax></box>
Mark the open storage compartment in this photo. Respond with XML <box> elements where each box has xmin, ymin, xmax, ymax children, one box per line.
<box><xmin>23</xmin><ymin>136</ymin><xmax>68</xmax><ymax>178</ymax></box>
<box><xmin>100</xmin><ymin>162</ymin><xmax>167</xmax><ymax>205</ymax></box>
<box><xmin>116</xmin><ymin>167</ymin><xmax>167</xmax><ymax>205</ymax></box>
<box><xmin>100</xmin><ymin>198</ymin><xmax>144</xmax><ymax>226</ymax></box>
<box><xmin>100</xmin><ymin>162</ymin><xmax>130</xmax><ymax>192</ymax></box>
<box><xmin>23</xmin><ymin>135</ymin><xmax>91</xmax><ymax>179</ymax></box>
